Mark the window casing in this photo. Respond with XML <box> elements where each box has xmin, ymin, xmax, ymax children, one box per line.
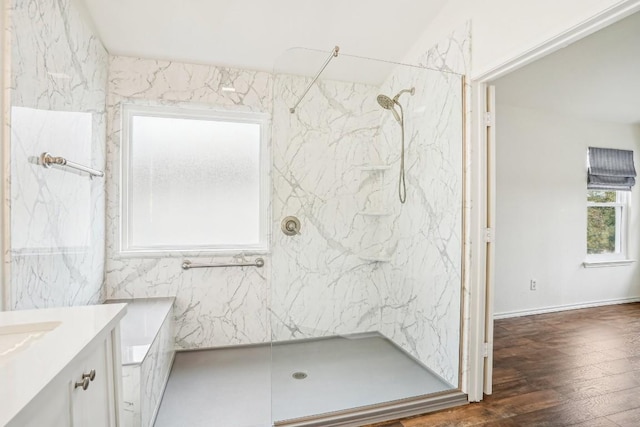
<box><xmin>120</xmin><ymin>104</ymin><xmax>270</xmax><ymax>255</ymax></box>
<box><xmin>586</xmin><ymin>190</ymin><xmax>629</xmax><ymax>261</ymax></box>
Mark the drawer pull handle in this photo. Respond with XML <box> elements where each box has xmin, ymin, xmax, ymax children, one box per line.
<box><xmin>74</xmin><ymin>377</ymin><xmax>90</xmax><ymax>390</ymax></box>
<box><xmin>83</xmin><ymin>370</ymin><xmax>96</xmax><ymax>382</ymax></box>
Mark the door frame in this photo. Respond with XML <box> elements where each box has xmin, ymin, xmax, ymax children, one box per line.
<box><xmin>466</xmin><ymin>0</ymin><xmax>640</xmax><ymax>401</ymax></box>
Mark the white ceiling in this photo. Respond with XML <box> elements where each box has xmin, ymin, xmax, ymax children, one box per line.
<box><xmin>80</xmin><ymin>0</ymin><xmax>446</xmax><ymax>80</ymax></box>
<box><xmin>494</xmin><ymin>11</ymin><xmax>640</xmax><ymax>125</ymax></box>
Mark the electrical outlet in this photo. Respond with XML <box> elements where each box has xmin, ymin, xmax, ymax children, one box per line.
<box><xmin>530</xmin><ymin>279</ymin><xmax>537</xmax><ymax>291</ymax></box>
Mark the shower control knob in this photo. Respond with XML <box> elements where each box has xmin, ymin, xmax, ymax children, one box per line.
<box><xmin>282</xmin><ymin>216</ymin><xmax>301</xmax><ymax>236</ymax></box>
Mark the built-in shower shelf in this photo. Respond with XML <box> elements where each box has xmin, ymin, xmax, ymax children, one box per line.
<box><xmin>357</xmin><ymin>211</ymin><xmax>391</xmax><ymax>217</ymax></box>
<box><xmin>359</xmin><ymin>255</ymin><xmax>392</xmax><ymax>263</ymax></box>
<box><xmin>359</xmin><ymin>165</ymin><xmax>391</xmax><ymax>172</ymax></box>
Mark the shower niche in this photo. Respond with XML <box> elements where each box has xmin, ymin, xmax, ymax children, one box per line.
<box><xmin>357</xmin><ymin>165</ymin><xmax>392</xmax><ymax>263</ymax></box>
<box><xmin>270</xmin><ymin>47</ymin><xmax>465</xmax><ymax>425</ymax></box>
<box><xmin>358</xmin><ymin>165</ymin><xmax>391</xmax><ymax>215</ymax></box>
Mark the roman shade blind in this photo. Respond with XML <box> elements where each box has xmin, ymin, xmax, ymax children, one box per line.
<box><xmin>587</xmin><ymin>147</ymin><xmax>636</xmax><ymax>191</ymax></box>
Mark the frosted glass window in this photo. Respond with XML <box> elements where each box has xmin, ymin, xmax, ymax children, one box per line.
<box><xmin>122</xmin><ymin>106</ymin><xmax>268</xmax><ymax>253</ymax></box>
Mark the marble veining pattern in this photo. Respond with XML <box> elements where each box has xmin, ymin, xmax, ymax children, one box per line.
<box><xmin>7</xmin><ymin>0</ymin><xmax>107</xmax><ymax>309</ymax></box>
<box><xmin>119</xmin><ymin>299</ymin><xmax>174</xmax><ymax>427</ymax></box>
<box><xmin>413</xmin><ymin>22</ymin><xmax>472</xmax><ymax>388</ymax></box>
<box><xmin>121</xmin><ymin>365</ymin><xmax>141</xmax><ymax>426</ymax></box>
<box><xmin>104</xmin><ymin>32</ymin><xmax>469</xmax><ymax>390</ymax></box>
<box><xmin>271</xmin><ymin>49</ymin><xmax>465</xmax><ymax>385</ymax></box>
<box><xmin>417</xmin><ymin>22</ymin><xmax>470</xmax><ymax>76</ymax></box>
<box><xmin>376</xmin><ymin>65</ymin><xmax>463</xmax><ymax>385</ymax></box>
<box><xmin>270</xmin><ymin>74</ymin><xmax>386</xmax><ymax>340</ymax></box>
<box><xmin>140</xmin><ymin>308</ymin><xmax>174</xmax><ymax>427</ymax></box>
<box><xmin>105</xmin><ymin>57</ymin><xmax>272</xmax><ymax>349</ymax></box>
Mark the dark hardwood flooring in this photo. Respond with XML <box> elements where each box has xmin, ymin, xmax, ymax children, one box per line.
<box><xmin>369</xmin><ymin>302</ymin><xmax>640</xmax><ymax>427</ymax></box>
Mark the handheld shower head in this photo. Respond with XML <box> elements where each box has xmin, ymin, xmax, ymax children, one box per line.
<box><xmin>376</xmin><ymin>87</ymin><xmax>415</xmax><ymax>205</ymax></box>
<box><xmin>376</xmin><ymin>94</ymin><xmax>394</xmax><ymax>109</ymax></box>
<box><xmin>376</xmin><ymin>94</ymin><xmax>401</xmax><ymax>123</ymax></box>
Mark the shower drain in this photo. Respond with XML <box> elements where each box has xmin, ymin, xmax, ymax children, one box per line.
<box><xmin>292</xmin><ymin>371</ymin><xmax>308</xmax><ymax>380</ymax></box>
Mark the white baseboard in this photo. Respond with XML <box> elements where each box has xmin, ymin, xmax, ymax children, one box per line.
<box><xmin>494</xmin><ymin>297</ymin><xmax>640</xmax><ymax>320</ymax></box>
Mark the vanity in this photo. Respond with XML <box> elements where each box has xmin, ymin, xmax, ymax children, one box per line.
<box><xmin>0</xmin><ymin>304</ymin><xmax>127</xmax><ymax>427</ymax></box>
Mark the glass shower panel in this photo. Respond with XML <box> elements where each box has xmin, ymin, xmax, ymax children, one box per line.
<box><xmin>270</xmin><ymin>48</ymin><xmax>464</xmax><ymax>424</ymax></box>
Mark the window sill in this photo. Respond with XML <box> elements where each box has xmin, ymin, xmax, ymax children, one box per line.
<box><xmin>582</xmin><ymin>259</ymin><xmax>635</xmax><ymax>268</ymax></box>
<box><xmin>117</xmin><ymin>248</ymin><xmax>270</xmax><ymax>259</ymax></box>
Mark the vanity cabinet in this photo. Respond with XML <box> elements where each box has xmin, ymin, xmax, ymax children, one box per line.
<box><xmin>2</xmin><ymin>305</ymin><xmax>126</xmax><ymax>427</ymax></box>
<box><xmin>17</xmin><ymin>377</ymin><xmax>71</xmax><ymax>427</ymax></box>
<box><xmin>10</xmin><ymin>333</ymin><xmax>120</xmax><ymax>427</ymax></box>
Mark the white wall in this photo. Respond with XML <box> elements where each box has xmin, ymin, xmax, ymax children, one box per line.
<box><xmin>405</xmin><ymin>0</ymin><xmax>635</xmax><ymax>76</ymax></box>
<box><xmin>494</xmin><ymin>104</ymin><xmax>640</xmax><ymax>316</ymax></box>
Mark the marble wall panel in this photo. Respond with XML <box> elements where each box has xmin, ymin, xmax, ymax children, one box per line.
<box><xmin>270</xmin><ymin>74</ymin><xmax>386</xmax><ymax>340</ymax></box>
<box><xmin>140</xmin><ymin>309</ymin><xmax>174</xmax><ymax>427</ymax></box>
<box><xmin>376</xmin><ymin>66</ymin><xmax>463</xmax><ymax>386</ymax></box>
<box><xmin>121</xmin><ymin>365</ymin><xmax>141</xmax><ymax>426</ymax></box>
<box><xmin>415</xmin><ymin>22</ymin><xmax>472</xmax><ymax>389</ymax></box>
<box><xmin>7</xmin><ymin>0</ymin><xmax>107</xmax><ymax>309</ymax></box>
<box><xmin>105</xmin><ymin>57</ymin><xmax>273</xmax><ymax>349</ymax></box>
<box><xmin>372</xmin><ymin>23</ymin><xmax>470</xmax><ymax>387</ymax></box>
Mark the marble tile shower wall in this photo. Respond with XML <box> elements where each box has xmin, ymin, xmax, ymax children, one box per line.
<box><xmin>270</xmin><ymin>75</ymin><xmax>386</xmax><ymax>340</ymax></box>
<box><xmin>7</xmin><ymin>0</ymin><xmax>108</xmax><ymax>309</ymax></box>
<box><xmin>376</xmin><ymin>65</ymin><xmax>463</xmax><ymax>386</ymax></box>
<box><xmin>104</xmin><ymin>57</ymin><xmax>273</xmax><ymax>349</ymax></box>
<box><xmin>417</xmin><ymin>23</ymin><xmax>472</xmax><ymax>388</ymax></box>
<box><xmin>104</xmin><ymin>57</ymin><xmax>389</xmax><ymax>348</ymax></box>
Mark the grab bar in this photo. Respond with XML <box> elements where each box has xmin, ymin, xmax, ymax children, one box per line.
<box><xmin>40</xmin><ymin>152</ymin><xmax>104</xmax><ymax>178</ymax></box>
<box><xmin>182</xmin><ymin>258</ymin><xmax>265</xmax><ymax>270</ymax></box>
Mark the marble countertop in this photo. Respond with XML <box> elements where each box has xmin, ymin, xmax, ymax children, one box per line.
<box><xmin>0</xmin><ymin>304</ymin><xmax>127</xmax><ymax>426</ymax></box>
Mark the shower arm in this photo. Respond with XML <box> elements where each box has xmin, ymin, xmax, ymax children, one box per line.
<box><xmin>289</xmin><ymin>46</ymin><xmax>339</xmax><ymax>114</ymax></box>
<box><xmin>393</xmin><ymin>88</ymin><xmax>415</xmax><ymax>102</ymax></box>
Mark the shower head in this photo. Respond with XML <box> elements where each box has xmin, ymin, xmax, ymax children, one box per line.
<box><xmin>376</xmin><ymin>94</ymin><xmax>394</xmax><ymax>110</ymax></box>
<box><xmin>377</xmin><ymin>94</ymin><xmax>401</xmax><ymax>123</ymax></box>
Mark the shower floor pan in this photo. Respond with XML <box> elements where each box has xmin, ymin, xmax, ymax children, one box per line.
<box><xmin>154</xmin><ymin>333</ymin><xmax>466</xmax><ymax>427</ymax></box>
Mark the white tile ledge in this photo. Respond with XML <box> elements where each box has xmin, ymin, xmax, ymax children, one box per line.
<box><xmin>583</xmin><ymin>259</ymin><xmax>635</xmax><ymax>268</ymax></box>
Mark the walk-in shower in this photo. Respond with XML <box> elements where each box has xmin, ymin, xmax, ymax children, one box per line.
<box><xmin>377</xmin><ymin>87</ymin><xmax>415</xmax><ymax>203</ymax></box>
<box><xmin>156</xmin><ymin>46</ymin><xmax>465</xmax><ymax>427</ymax></box>
<box><xmin>268</xmin><ymin>47</ymin><xmax>465</xmax><ymax>426</ymax></box>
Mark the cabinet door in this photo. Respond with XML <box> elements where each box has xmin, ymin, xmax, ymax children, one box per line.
<box><xmin>70</xmin><ymin>338</ymin><xmax>113</xmax><ymax>427</ymax></box>
<box><xmin>13</xmin><ymin>379</ymin><xmax>72</xmax><ymax>427</ymax></box>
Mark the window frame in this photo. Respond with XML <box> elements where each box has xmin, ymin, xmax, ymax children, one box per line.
<box><xmin>119</xmin><ymin>103</ymin><xmax>271</xmax><ymax>256</ymax></box>
<box><xmin>585</xmin><ymin>190</ymin><xmax>629</xmax><ymax>263</ymax></box>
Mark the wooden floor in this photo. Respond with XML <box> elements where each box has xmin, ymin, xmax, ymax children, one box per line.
<box><xmin>369</xmin><ymin>302</ymin><xmax>640</xmax><ymax>427</ymax></box>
